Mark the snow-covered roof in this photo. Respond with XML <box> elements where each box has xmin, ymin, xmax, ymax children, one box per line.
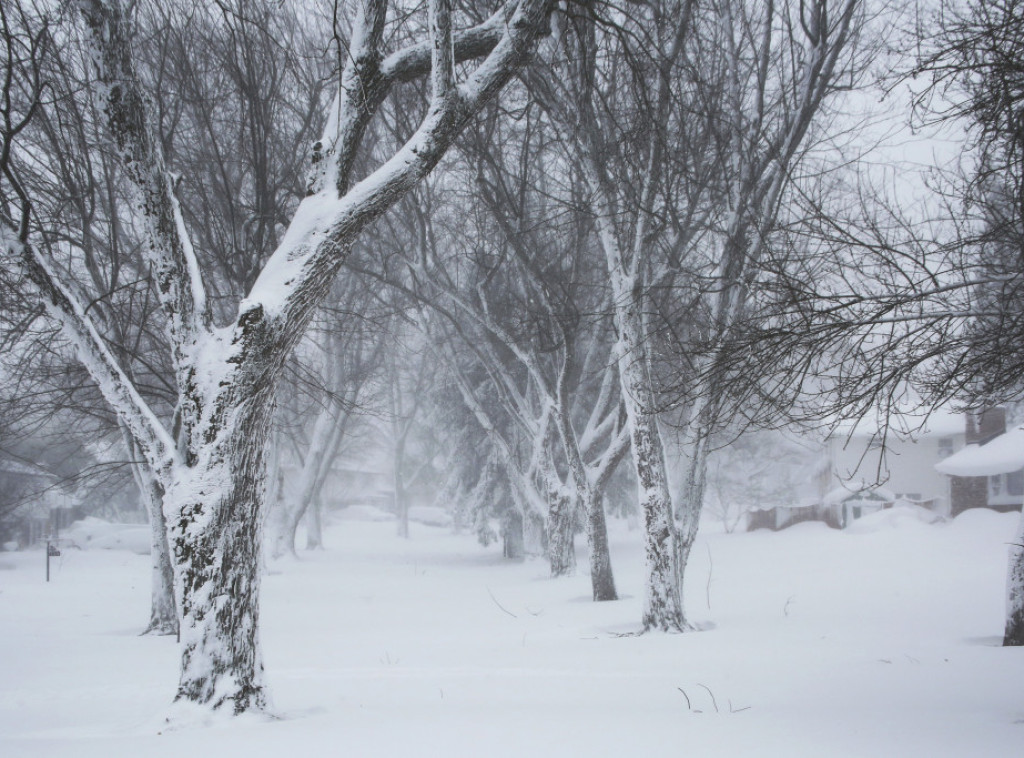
<box><xmin>833</xmin><ymin>408</ymin><xmax>964</xmax><ymax>440</ymax></box>
<box><xmin>935</xmin><ymin>426</ymin><xmax>1024</xmax><ymax>477</ymax></box>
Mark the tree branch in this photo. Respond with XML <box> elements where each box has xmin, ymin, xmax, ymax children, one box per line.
<box><xmin>76</xmin><ymin>0</ymin><xmax>211</xmax><ymax>355</ymax></box>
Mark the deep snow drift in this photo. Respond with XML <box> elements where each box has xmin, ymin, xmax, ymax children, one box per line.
<box><xmin>1</xmin><ymin>507</ymin><xmax>1022</xmax><ymax>757</ymax></box>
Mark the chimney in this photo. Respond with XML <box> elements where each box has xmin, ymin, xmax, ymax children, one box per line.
<box><xmin>966</xmin><ymin>407</ymin><xmax>1007</xmax><ymax>445</ymax></box>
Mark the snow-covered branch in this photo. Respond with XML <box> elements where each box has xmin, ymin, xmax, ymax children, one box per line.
<box><xmin>311</xmin><ymin>1</ymin><xmax>521</xmax><ymax>199</ymax></box>
<box><xmin>429</xmin><ymin>0</ymin><xmax>456</xmax><ymax>105</ymax></box>
<box><xmin>246</xmin><ymin>0</ymin><xmax>555</xmax><ymax>356</ymax></box>
<box><xmin>9</xmin><ymin>230</ymin><xmax>175</xmax><ymax>470</ymax></box>
<box><xmin>76</xmin><ymin>0</ymin><xmax>211</xmax><ymax>353</ymax></box>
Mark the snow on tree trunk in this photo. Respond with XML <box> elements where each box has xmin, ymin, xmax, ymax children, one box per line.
<box><xmin>552</xmin><ymin>405</ymin><xmax>616</xmax><ymax>600</ymax></box>
<box><xmin>545</xmin><ymin>484</ymin><xmax>576</xmax><ymax>577</ymax></box>
<box><xmin>672</xmin><ymin>417</ymin><xmax>711</xmax><ymax>625</ymax></box>
<box><xmin>1004</xmin><ymin>511</ymin><xmax>1024</xmax><ymax>646</ymax></box>
<box><xmin>123</xmin><ymin>428</ymin><xmax>178</xmax><ymax>635</ymax></box>
<box><xmin>166</xmin><ymin>385</ymin><xmax>275</xmax><ymax>713</ymax></box>
<box><xmin>582</xmin><ymin>489</ymin><xmax>617</xmax><ymax>601</ymax></box>
<box><xmin>614</xmin><ymin>291</ymin><xmax>684</xmax><ymax>632</ymax></box>
<box><xmin>142</xmin><ymin>472</ymin><xmax>178</xmax><ymax>636</ymax></box>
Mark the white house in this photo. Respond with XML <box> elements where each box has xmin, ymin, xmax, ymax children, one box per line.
<box><xmin>816</xmin><ymin>411</ymin><xmax>966</xmax><ymax>519</ymax></box>
<box><xmin>748</xmin><ymin>410</ymin><xmax>967</xmax><ymax>531</ymax></box>
<box><xmin>934</xmin><ymin>411</ymin><xmax>1024</xmax><ymax>514</ymax></box>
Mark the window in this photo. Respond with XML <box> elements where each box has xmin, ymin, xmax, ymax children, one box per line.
<box><xmin>990</xmin><ymin>474</ymin><xmax>1002</xmax><ymax>497</ymax></box>
<box><xmin>1008</xmin><ymin>470</ymin><xmax>1024</xmax><ymax>497</ymax></box>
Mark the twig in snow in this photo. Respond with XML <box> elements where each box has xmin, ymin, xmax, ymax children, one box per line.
<box><xmin>677</xmin><ymin>687</ymin><xmax>693</xmax><ymax>711</ymax></box>
<box><xmin>486</xmin><ymin>586</ymin><xmax>517</xmax><ymax>618</ymax></box>
<box><xmin>783</xmin><ymin>595</ymin><xmax>795</xmax><ymax>617</ymax></box>
<box><xmin>697</xmin><ymin>682</ymin><xmax>719</xmax><ymax>713</ymax></box>
<box><xmin>728</xmin><ymin>700</ymin><xmax>751</xmax><ymax>713</ymax></box>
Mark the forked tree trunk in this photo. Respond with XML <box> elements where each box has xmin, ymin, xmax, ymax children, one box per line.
<box><xmin>1004</xmin><ymin>511</ymin><xmax>1024</xmax><ymax>646</ymax></box>
<box><xmin>44</xmin><ymin>0</ymin><xmax>561</xmax><ymax>716</ymax></box>
<box><xmin>275</xmin><ymin>405</ymin><xmax>346</xmax><ymax>558</ymax></box>
<box><xmin>552</xmin><ymin>403</ymin><xmax>617</xmax><ymax>600</ymax></box>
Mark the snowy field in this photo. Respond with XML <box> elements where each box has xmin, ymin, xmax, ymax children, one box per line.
<box><xmin>2</xmin><ymin>508</ymin><xmax>1023</xmax><ymax>757</ymax></box>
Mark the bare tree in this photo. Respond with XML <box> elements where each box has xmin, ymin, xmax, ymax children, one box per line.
<box><xmin>534</xmin><ymin>0</ymin><xmax>862</xmax><ymax>631</ymax></box>
<box><xmin>710</xmin><ymin>0</ymin><xmax>1024</xmax><ymax>647</ymax></box>
<box><xmin>361</xmin><ymin>131</ymin><xmax>627</xmax><ymax>597</ymax></box>
<box><xmin>269</xmin><ymin>276</ymin><xmax>384</xmax><ymax>558</ymax></box>
<box><xmin>2</xmin><ymin>0</ymin><xmax>557</xmax><ymax>713</ymax></box>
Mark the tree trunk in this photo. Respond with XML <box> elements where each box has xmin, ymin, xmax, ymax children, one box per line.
<box><xmin>141</xmin><ymin>469</ymin><xmax>178</xmax><ymax>636</ymax></box>
<box><xmin>502</xmin><ymin>507</ymin><xmax>525</xmax><ymax>559</ymax></box>
<box><xmin>552</xmin><ymin>402</ymin><xmax>617</xmax><ymax>600</ymax></box>
<box><xmin>583</xmin><ymin>490</ymin><xmax>617</xmax><ymax>601</ymax></box>
<box><xmin>546</xmin><ymin>487</ymin><xmax>577</xmax><ymax>577</ymax></box>
<box><xmin>614</xmin><ymin>292</ymin><xmax>685</xmax><ymax>632</ymax></box>
<box><xmin>124</xmin><ymin>429</ymin><xmax>178</xmax><ymax>636</ymax></box>
<box><xmin>673</xmin><ymin>419</ymin><xmax>711</xmax><ymax>625</ymax></box>
<box><xmin>525</xmin><ymin>511</ymin><xmax>546</xmax><ymax>556</ymax></box>
<box><xmin>267</xmin><ymin>470</ymin><xmax>291</xmax><ymax>560</ymax></box>
<box><xmin>277</xmin><ymin>406</ymin><xmax>345</xmax><ymax>557</ymax></box>
<box><xmin>305</xmin><ymin>494</ymin><xmax>324</xmax><ymax>550</ymax></box>
<box><xmin>165</xmin><ymin>388</ymin><xmax>274</xmax><ymax>713</ymax></box>
<box><xmin>395</xmin><ymin>469</ymin><xmax>410</xmax><ymax>539</ymax></box>
<box><xmin>1004</xmin><ymin>510</ymin><xmax>1024</xmax><ymax>646</ymax></box>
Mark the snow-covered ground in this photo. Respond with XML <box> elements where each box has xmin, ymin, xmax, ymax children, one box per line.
<box><xmin>1</xmin><ymin>506</ymin><xmax>1022</xmax><ymax>757</ymax></box>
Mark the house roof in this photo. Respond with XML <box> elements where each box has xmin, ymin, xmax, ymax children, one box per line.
<box><xmin>833</xmin><ymin>408</ymin><xmax>964</xmax><ymax>440</ymax></box>
<box><xmin>935</xmin><ymin>425</ymin><xmax>1024</xmax><ymax>477</ymax></box>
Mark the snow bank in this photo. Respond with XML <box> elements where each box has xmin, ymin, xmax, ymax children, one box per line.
<box><xmin>334</xmin><ymin>504</ymin><xmax>394</xmax><ymax>522</ymax></box>
<box><xmin>844</xmin><ymin>504</ymin><xmax>945</xmax><ymax>534</ymax></box>
<box><xmin>407</xmin><ymin>506</ymin><xmax>452</xmax><ymax>528</ymax></box>
<box><xmin>60</xmin><ymin>517</ymin><xmax>150</xmax><ymax>554</ymax></box>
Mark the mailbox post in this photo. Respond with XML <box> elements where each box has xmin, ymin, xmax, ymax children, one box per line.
<box><xmin>46</xmin><ymin>540</ymin><xmax>60</xmax><ymax>582</ymax></box>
